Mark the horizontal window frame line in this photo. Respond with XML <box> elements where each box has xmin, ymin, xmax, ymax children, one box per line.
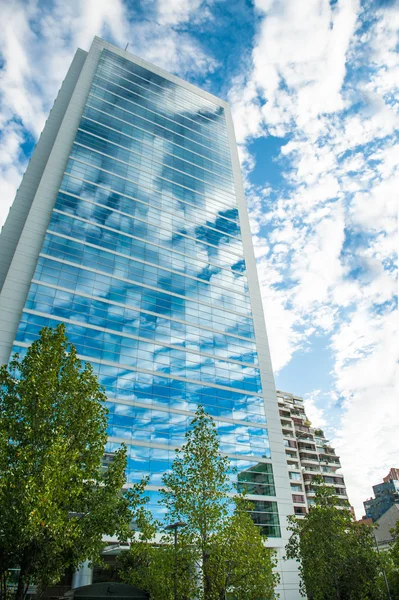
<box><xmin>37</xmin><ymin>253</ymin><xmax>255</xmax><ymax>321</ymax></box>
<box><xmin>99</xmin><ymin>53</ymin><xmax>227</xmax><ymax>128</ymax></box>
<box><xmin>64</xmin><ymin>152</ymin><xmax>239</xmax><ymax>231</ymax></box>
<box><xmin>45</xmin><ymin>228</ymin><xmax>251</xmax><ymax>304</ymax></box>
<box><xmin>95</xmin><ymin>66</ymin><xmax>227</xmax><ymax>142</ymax></box>
<box><xmin>83</xmin><ymin>101</ymin><xmax>232</xmax><ymax>179</ymax></box>
<box><xmin>65</xmin><ymin>158</ymin><xmax>242</xmax><ymax>252</ymax></box>
<box><xmin>88</xmin><ymin>75</ymin><xmax>233</xmax><ymax>182</ymax></box>
<box><xmin>79</xmin><ymin>118</ymin><xmax>232</xmax><ymax>189</ymax></box>
<box><xmin>81</xmin><ymin>111</ymin><xmax>232</xmax><ymax>180</ymax></box>
<box><xmin>139</xmin><ymin>486</ymin><xmax>276</xmax><ymax>502</ymax></box>
<box><xmin>107</xmin><ymin>436</ymin><xmax>273</xmax><ymax>465</ymax></box>
<box><xmin>91</xmin><ymin>78</ymin><xmax>229</xmax><ymax>151</ymax></box>
<box><xmin>106</xmin><ymin>397</ymin><xmax>268</xmax><ymax>430</ymax></box>
<box><xmin>88</xmin><ymin>91</ymin><xmax>231</xmax><ymax>166</ymax></box>
<box><xmin>22</xmin><ymin>308</ymin><xmax>260</xmax><ymax>369</ymax></box>
<box><xmin>71</xmin><ymin>141</ymin><xmax>240</xmax><ymax>241</ymax></box>
<box><xmin>65</xmin><ymin>152</ymin><xmax>237</xmax><ymax>230</ymax></box>
<box><xmin>55</xmin><ymin>190</ymin><xmax>245</xmax><ymax>276</ymax></box>
<box><xmin>49</xmin><ymin>215</ymin><xmax>250</xmax><ymax>299</ymax></box>
<box><xmin>56</xmin><ymin>177</ymin><xmax>243</xmax><ymax>262</ymax></box>
<box><xmin>126</xmin><ymin>487</ymin><xmax>279</xmax><ymax>512</ymax></box>
<box><xmin>72</xmin><ymin>120</ymin><xmax>235</xmax><ymax>210</ymax></box>
<box><xmin>13</xmin><ymin>342</ymin><xmax>263</xmax><ymax>396</ymax></box>
<box><xmin>74</xmin><ymin>130</ymin><xmax>235</xmax><ymax>210</ymax></box>
<box><xmin>30</xmin><ymin>279</ymin><xmax>255</xmax><ymax>344</ymax></box>
<box><xmin>99</xmin><ymin>53</ymin><xmax>225</xmax><ymax>128</ymax></box>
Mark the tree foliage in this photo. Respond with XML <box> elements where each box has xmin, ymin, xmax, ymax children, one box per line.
<box><xmin>206</xmin><ymin>497</ymin><xmax>278</xmax><ymax>600</ymax></box>
<box><xmin>117</xmin><ymin>477</ymin><xmax>198</xmax><ymax>600</ymax></box>
<box><xmin>117</xmin><ymin>537</ymin><xmax>197</xmax><ymax>600</ymax></box>
<box><xmin>285</xmin><ymin>479</ymin><xmax>382</xmax><ymax>599</ymax></box>
<box><xmin>118</xmin><ymin>405</ymin><xmax>278</xmax><ymax>600</ymax></box>
<box><xmin>375</xmin><ymin>518</ymin><xmax>399</xmax><ymax>599</ymax></box>
<box><xmin>0</xmin><ymin>325</ymin><xmax>131</xmax><ymax>599</ymax></box>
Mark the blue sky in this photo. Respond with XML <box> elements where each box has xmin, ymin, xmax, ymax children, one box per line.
<box><xmin>0</xmin><ymin>0</ymin><xmax>397</xmax><ymax>516</ymax></box>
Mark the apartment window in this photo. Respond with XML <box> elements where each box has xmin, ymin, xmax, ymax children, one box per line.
<box><xmin>292</xmin><ymin>494</ymin><xmax>305</xmax><ymax>503</ymax></box>
<box><xmin>291</xmin><ymin>484</ymin><xmax>302</xmax><ymax>492</ymax></box>
<box><xmin>294</xmin><ymin>506</ymin><xmax>307</xmax><ymax>515</ymax></box>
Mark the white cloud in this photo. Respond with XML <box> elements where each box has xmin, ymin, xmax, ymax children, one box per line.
<box><xmin>249</xmin><ymin>0</ymin><xmax>360</xmax><ymax>136</ymax></box>
<box><xmin>0</xmin><ymin>121</ymin><xmax>27</xmax><ymax>226</ymax></box>
<box><xmin>127</xmin><ymin>22</ymin><xmax>217</xmax><ymax>76</ymax></box>
<box><xmin>331</xmin><ymin>307</ymin><xmax>398</xmax><ymax>515</ymax></box>
<box><xmin>303</xmin><ymin>390</ymin><xmax>328</xmax><ymax>429</ymax></box>
<box><xmin>156</xmin><ymin>0</ymin><xmax>214</xmax><ymax>26</ymax></box>
<box><xmin>257</xmin><ymin>280</ymin><xmax>305</xmax><ymax>373</ymax></box>
<box><xmin>234</xmin><ymin>0</ymin><xmax>398</xmax><ymax>516</ymax></box>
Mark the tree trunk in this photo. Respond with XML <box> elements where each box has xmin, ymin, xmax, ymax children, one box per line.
<box><xmin>202</xmin><ymin>551</ymin><xmax>208</xmax><ymax>599</ymax></box>
<box><xmin>1</xmin><ymin>572</ymin><xmax>7</xmax><ymax>600</ymax></box>
<box><xmin>15</xmin><ymin>564</ymin><xmax>29</xmax><ymax>600</ymax></box>
<box><xmin>202</xmin><ymin>550</ymin><xmax>214</xmax><ymax>600</ymax></box>
<box><xmin>333</xmin><ymin>572</ymin><xmax>341</xmax><ymax>600</ymax></box>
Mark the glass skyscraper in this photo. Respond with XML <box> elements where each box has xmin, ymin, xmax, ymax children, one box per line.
<box><xmin>0</xmin><ymin>37</ymin><xmax>299</xmax><ymax>598</ymax></box>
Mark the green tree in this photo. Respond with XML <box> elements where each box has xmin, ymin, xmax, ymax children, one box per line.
<box><xmin>285</xmin><ymin>479</ymin><xmax>381</xmax><ymax>599</ymax></box>
<box><xmin>378</xmin><ymin>519</ymin><xmax>399</xmax><ymax>599</ymax></box>
<box><xmin>206</xmin><ymin>497</ymin><xmax>278</xmax><ymax>600</ymax></box>
<box><xmin>117</xmin><ymin>405</ymin><xmax>278</xmax><ymax>600</ymax></box>
<box><xmin>160</xmin><ymin>405</ymin><xmax>278</xmax><ymax>600</ymax></box>
<box><xmin>161</xmin><ymin>404</ymin><xmax>231</xmax><ymax>598</ymax></box>
<box><xmin>0</xmin><ymin>325</ymin><xmax>132</xmax><ymax>599</ymax></box>
<box><xmin>117</xmin><ymin>537</ymin><xmax>197</xmax><ymax>600</ymax></box>
<box><xmin>116</xmin><ymin>478</ymin><xmax>198</xmax><ymax>600</ymax></box>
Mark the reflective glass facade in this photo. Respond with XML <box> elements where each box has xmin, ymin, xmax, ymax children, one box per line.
<box><xmin>7</xmin><ymin>48</ymin><xmax>280</xmax><ymax>537</ymax></box>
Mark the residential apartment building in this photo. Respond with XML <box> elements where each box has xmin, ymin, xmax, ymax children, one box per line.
<box><xmin>0</xmin><ymin>37</ymin><xmax>299</xmax><ymax>598</ymax></box>
<box><xmin>276</xmin><ymin>390</ymin><xmax>349</xmax><ymax>515</ymax></box>
<box><xmin>364</xmin><ymin>468</ymin><xmax>399</xmax><ymax>522</ymax></box>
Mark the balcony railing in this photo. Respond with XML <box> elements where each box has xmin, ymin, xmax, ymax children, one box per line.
<box><xmin>302</xmin><ymin>465</ymin><xmax>321</xmax><ymax>473</ymax></box>
<box><xmin>300</xmin><ymin>455</ymin><xmax>320</xmax><ymax>464</ymax></box>
<box><xmin>296</xmin><ymin>425</ymin><xmax>311</xmax><ymax>432</ymax></box>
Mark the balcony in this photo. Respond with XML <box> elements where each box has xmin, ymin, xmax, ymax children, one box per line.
<box><xmin>287</xmin><ymin>462</ymin><xmax>300</xmax><ymax>469</ymax></box>
<box><xmin>320</xmin><ymin>457</ymin><xmax>341</xmax><ymax>468</ymax></box>
<box><xmin>296</xmin><ymin>431</ymin><xmax>314</xmax><ymax>441</ymax></box>
<box><xmin>279</xmin><ymin>410</ymin><xmax>291</xmax><ymax>418</ymax></box>
<box><xmin>321</xmin><ymin>466</ymin><xmax>336</xmax><ymax>474</ymax></box>
<box><xmin>300</xmin><ymin>455</ymin><xmax>320</xmax><ymax>465</ymax></box>
<box><xmin>291</xmin><ymin>408</ymin><xmax>306</xmax><ymax>416</ymax></box>
<box><xmin>296</xmin><ymin>425</ymin><xmax>311</xmax><ymax>433</ymax></box>
<box><xmin>286</xmin><ymin>454</ymin><xmax>299</xmax><ymax>462</ymax></box>
<box><xmin>335</xmin><ymin>490</ymin><xmax>348</xmax><ymax>498</ymax></box>
<box><xmin>285</xmin><ymin>439</ymin><xmax>297</xmax><ymax>449</ymax></box>
<box><xmin>302</xmin><ymin>465</ymin><xmax>321</xmax><ymax>474</ymax></box>
<box><xmin>318</xmin><ymin>448</ymin><xmax>339</xmax><ymax>458</ymax></box>
<box><xmin>298</xmin><ymin>445</ymin><xmax>317</xmax><ymax>453</ymax></box>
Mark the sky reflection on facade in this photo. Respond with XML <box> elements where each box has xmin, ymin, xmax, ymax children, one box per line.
<box><xmin>12</xmin><ymin>49</ymin><xmax>280</xmax><ymax>537</ymax></box>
